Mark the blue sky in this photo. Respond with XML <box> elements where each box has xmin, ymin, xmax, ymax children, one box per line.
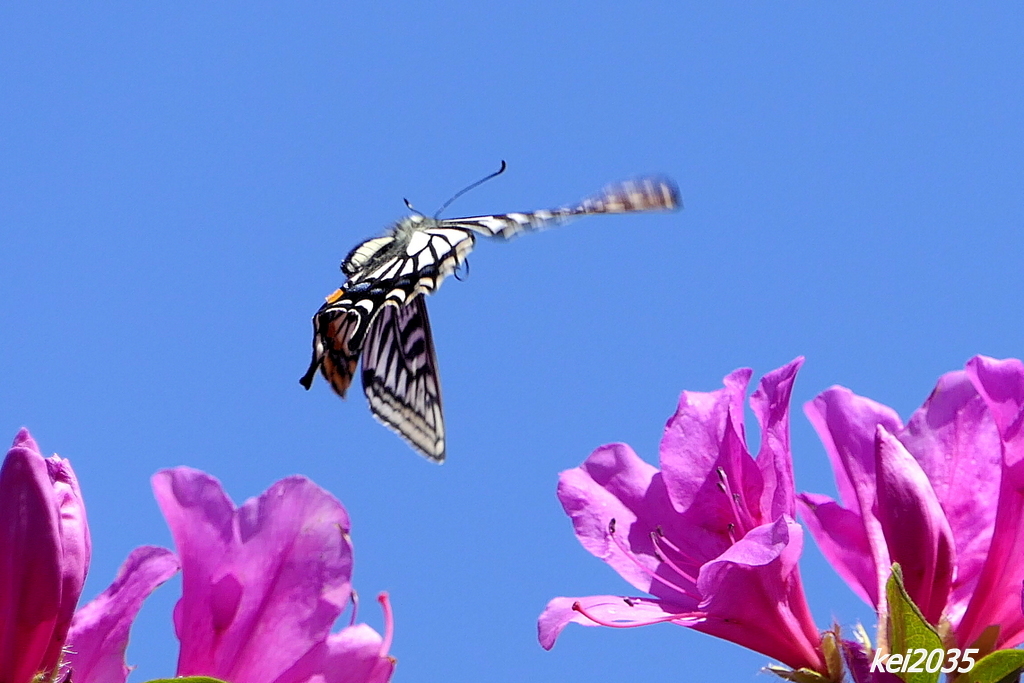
<box><xmin>2</xmin><ymin>3</ymin><xmax>1022</xmax><ymax>681</ymax></box>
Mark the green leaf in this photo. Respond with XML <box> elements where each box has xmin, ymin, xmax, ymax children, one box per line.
<box><xmin>138</xmin><ymin>678</ymin><xmax>230</xmax><ymax>683</ymax></box>
<box><xmin>960</xmin><ymin>649</ymin><xmax>1024</xmax><ymax>683</ymax></box>
<box><xmin>886</xmin><ymin>564</ymin><xmax>943</xmax><ymax>683</ymax></box>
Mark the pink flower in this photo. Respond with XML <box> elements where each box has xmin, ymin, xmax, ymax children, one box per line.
<box><xmin>539</xmin><ymin>360</ymin><xmax>826</xmax><ymax>673</ymax></box>
<box><xmin>155</xmin><ymin>467</ymin><xmax>394</xmax><ymax>683</ymax></box>
<box><xmin>0</xmin><ymin>429</ymin><xmax>90</xmax><ymax>683</ymax></box>
<box><xmin>800</xmin><ymin>355</ymin><xmax>1024</xmax><ymax>649</ymax></box>
<box><xmin>67</xmin><ymin>468</ymin><xmax>394</xmax><ymax>683</ymax></box>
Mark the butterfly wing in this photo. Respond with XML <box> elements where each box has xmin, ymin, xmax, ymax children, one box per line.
<box><xmin>301</xmin><ymin>225</ymin><xmax>475</xmax><ymax>399</ymax></box>
<box><xmin>299</xmin><ymin>286</ymin><xmax>391</xmax><ymax>398</ymax></box>
<box><xmin>360</xmin><ymin>294</ymin><xmax>445</xmax><ymax>462</ymax></box>
<box><xmin>441</xmin><ymin>175</ymin><xmax>680</xmax><ymax>239</ymax></box>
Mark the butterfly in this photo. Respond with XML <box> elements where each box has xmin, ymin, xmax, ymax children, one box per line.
<box><xmin>301</xmin><ymin>162</ymin><xmax>680</xmax><ymax>462</ymax></box>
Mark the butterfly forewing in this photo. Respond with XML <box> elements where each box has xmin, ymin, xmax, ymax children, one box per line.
<box><xmin>441</xmin><ymin>175</ymin><xmax>680</xmax><ymax>239</ymax></box>
<box><xmin>361</xmin><ymin>295</ymin><xmax>445</xmax><ymax>461</ymax></box>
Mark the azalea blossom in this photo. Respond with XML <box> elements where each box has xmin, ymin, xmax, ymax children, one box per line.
<box><xmin>67</xmin><ymin>467</ymin><xmax>394</xmax><ymax>683</ymax></box>
<box><xmin>0</xmin><ymin>428</ymin><xmax>90</xmax><ymax>683</ymax></box>
<box><xmin>799</xmin><ymin>355</ymin><xmax>1024</xmax><ymax>649</ymax></box>
<box><xmin>539</xmin><ymin>359</ymin><xmax>828</xmax><ymax>674</ymax></box>
<box><xmin>155</xmin><ymin>467</ymin><xmax>395</xmax><ymax>683</ymax></box>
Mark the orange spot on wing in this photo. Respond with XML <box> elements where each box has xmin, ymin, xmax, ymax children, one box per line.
<box><xmin>325</xmin><ymin>288</ymin><xmax>345</xmax><ymax>303</ymax></box>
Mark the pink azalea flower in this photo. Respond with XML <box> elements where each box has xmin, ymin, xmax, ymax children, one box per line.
<box><xmin>154</xmin><ymin>467</ymin><xmax>395</xmax><ymax>683</ymax></box>
<box><xmin>67</xmin><ymin>468</ymin><xmax>394</xmax><ymax>683</ymax></box>
<box><xmin>0</xmin><ymin>428</ymin><xmax>90</xmax><ymax>683</ymax></box>
<box><xmin>539</xmin><ymin>360</ymin><xmax>827</xmax><ymax>674</ymax></box>
<box><xmin>799</xmin><ymin>355</ymin><xmax>1024</xmax><ymax>649</ymax></box>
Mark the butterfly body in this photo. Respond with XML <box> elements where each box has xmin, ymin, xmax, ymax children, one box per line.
<box><xmin>302</xmin><ymin>173</ymin><xmax>680</xmax><ymax>462</ymax></box>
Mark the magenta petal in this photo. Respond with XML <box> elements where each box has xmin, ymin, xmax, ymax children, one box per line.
<box><xmin>42</xmin><ymin>453</ymin><xmax>92</xmax><ymax>671</ymax></box>
<box><xmin>276</xmin><ymin>625</ymin><xmax>394</xmax><ymax>683</ymax></box>
<box><xmin>318</xmin><ymin>625</ymin><xmax>395</xmax><ymax>683</ymax></box>
<box><xmin>538</xmin><ymin>597</ymin><xmax>585</xmax><ymax>650</ymax></box>
<box><xmin>557</xmin><ymin>443</ymin><xmax>686</xmax><ymax>597</ymax></box>
<box><xmin>804</xmin><ymin>388</ymin><xmax>901</xmax><ymax>608</ymax></box>
<box><xmin>873</xmin><ymin>427</ymin><xmax>955</xmax><ymax>624</ymax></box>
<box><xmin>804</xmin><ymin>388</ymin><xmax>902</xmax><ymax>517</ymax></box>
<box><xmin>967</xmin><ymin>357</ymin><xmax>1024</xmax><ymax>452</ymax></box>
<box><xmin>957</xmin><ymin>357</ymin><xmax>1024</xmax><ymax>648</ymax></box>
<box><xmin>273</xmin><ymin>594</ymin><xmax>394</xmax><ymax>683</ymax></box>
<box><xmin>0</xmin><ymin>430</ymin><xmax>65</xmax><ymax>683</ymax></box>
<box><xmin>749</xmin><ymin>358</ymin><xmax>803</xmax><ymax>519</ymax></box>
<box><xmin>153</xmin><ymin>468</ymin><xmax>354</xmax><ymax>682</ymax></box>
<box><xmin>660</xmin><ymin>367</ymin><xmax>755</xmax><ymax>517</ymax></box>
<box><xmin>65</xmin><ymin>546</ymin><xmax>181</xmax><ymax>683</ymax></box>
<box><xmin>696</xmin><ymin>517</ymin><xmax>824</xmax><ymax>672</ymax></box>
<box><xmin>898</xmin><ymin>369</ymin><xmax>999</xmax><ymax>621</ymax></box>
<box><xmin>797</xmin><ymin>492</ymin><xmax>876</xmax><ymax>606</ymax></box>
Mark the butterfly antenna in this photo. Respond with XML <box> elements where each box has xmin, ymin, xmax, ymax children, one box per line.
<box><xmin>433</xmin><ymin>160</ymin><xmax>507</xmax><ymax>218</ymax></box>
<box><xmin>403</xmin><ymin>198</ymin><xmax>425</xmax><ymax>217</ymax></box>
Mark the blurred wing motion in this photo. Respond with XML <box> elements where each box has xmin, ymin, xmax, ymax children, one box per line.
<box><xmin>444</xmin><ymin>175</ymin><xmax>680</xmax><ymax>239</ymax></box>
<box><xmin>301</xmin><ymin>172</ymin><xmax>680</xmax><ymax>462</ymax></box>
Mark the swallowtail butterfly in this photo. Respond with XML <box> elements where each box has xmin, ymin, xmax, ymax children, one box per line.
<box><xmin>301</xmin><ymin>163</ymin><xmax>680</xmax><ymax>462</ymax></box>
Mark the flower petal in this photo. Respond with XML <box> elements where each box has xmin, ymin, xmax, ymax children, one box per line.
<box><xmin>273</xmin><ymin>594</ymin><xmax>394</xmax><ymax>683</ymax></box>
<box><xmin>957</xmin><ymin>357</ymin><xmax>1024</xmax><ymax>648</ymax></box>
<box><xmin>874</xmin><ymin>426</ymin><xmax>955</xmax><ymax>624</ymax></box>
<box><xmin>897</xmin><ymin>369</ymin><xmax>999</xmax><ymax>622</ymax></box>
<box><xmin>65</xmin><ymin>546</ymin><xmax>180</xmax><ymax>683</ymax></box>
<box><xmin>660</xmin><ymin>367</ymin><xmax>754</xmax><ymax>516</ymax></box>
<box><xmin>804</xmin><ymin>387</ymin><xmax>902</xmax><ymax>516</ymax></box>
<box><xmin>275</xmin><ymin>624</ymin><xmax>394</xmax><ymax>683</ymax></box>
<box><xmin>153</xmin><ymin>468</ymin><xmax>353</xmax><ymax>682</ymax></box>
<box><xmin>750</xmin><ymin>358</ymin><xmax>803</xmax><ymax>519</ymax></box>
<box><xmin>0</xmin><ymin>429</ymin><xmax>64</xmax><ymax>683</ymax></box>
<box><xmin>804</xmin><ymin>387</ymin><xmax>901</xmax><ymax>607</ymax></box>
<box><xmin>545</xmin><ymin>365</ymin><xmax>825</xmax><ymax>675</ymax></box>
<box><xmin>42</xmin><ymin>452</ymin><xmax>91</xmax><ymax>671</ymax></box>
<box><xmin>696</xmin><ymin>517</ymin><xmax>824</xmax><ymax>672</ymax></box>
<box><xmin>557</xmin><ymin>443</ymin><xmax>692</xmax><ymax>599</ymax></box>
<box><xmin>797</xmin><ymin>492</ymin><xmax>876</xmax><ymax>606</ymax></box>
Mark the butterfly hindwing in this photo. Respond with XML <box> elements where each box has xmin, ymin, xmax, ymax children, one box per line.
<box><xmin>360</xmin><ymin>295</ymin><xmax>445</xmax><ymax>461</ymax></box>
<box><xmin>300</xmin><ymin>295</ymin><xmax>377</xmax><ymax>398</ymax></box>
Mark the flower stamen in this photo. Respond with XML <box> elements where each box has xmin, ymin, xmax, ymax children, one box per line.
<box><xmin>571</xmin><ymin>600</ymin><xmax>702</xmax><ymax>629</ymax></box>
<box><xmin>377</xmin><ymin>592</ymin><xmax>394</xmax><ymax>657</ymax></box>
<box><xmin>348</xmin><ymin>588</ymin><xmax>360</xmax><ymax>626</ymax></box>
<box><xmin>606</xmin><ymin>518</ymin><xmax>699</xmax><ymax>600</ymax></box>
<box><xmin>716</xmin><ymin>467</ymin><xmax>755</xmax><ymax>537</ymax></box>
<box><xmin>649</xmin><ymin>530</ymin><xmax>699</xmax><ymax>586</ymax></box>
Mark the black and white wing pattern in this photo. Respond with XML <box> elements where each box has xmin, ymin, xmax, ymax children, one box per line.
<box><xmin>441</xmin><ymin>175</ymin><xmax>680</xmax><ymax>239</ymax></box>
<box><xmin>301</xmin><ymin>172</ymin><xmax>680</xmax><ymax>463</ymax></box>
<box><xmin>299</xmin><ymin>224</ymin><xmax>474</xmax><ymax>402</ymax></box>
<box><xmin>361</xmin><ymin>294</ymin><xmax>444</xmax><ymax>461</ymax></box>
